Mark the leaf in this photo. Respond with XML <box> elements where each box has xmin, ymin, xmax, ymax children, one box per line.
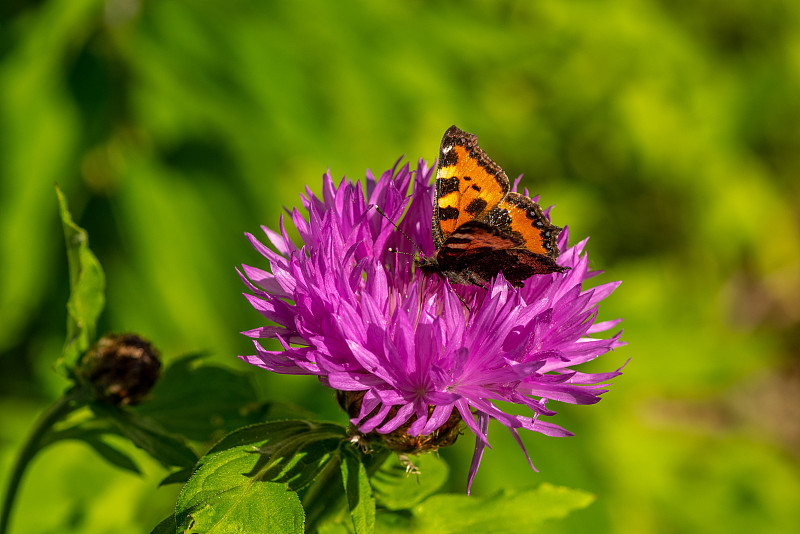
<box><xmin>43</xmin><ymin>422</ymin><xmax>141</xmax><ymax>474</ymax></box>
<box><xmin>55</xmin><ymin>185</ymin><xmax>105</xmax><ymax>372</ymax></box>
<box><xmin>205</xmin><ymin>421</ymin><xmax>347</xmax><ymax>491</ymax></box>
<box><xmin>411</xmin><ymin>483</ymin><xmax>596</xmax><ymax>534</ymax></box>
<box><xmin>159</xmin><ymin>467</ymin><xmax>194</xmax><ymax>487</ymax></box>
<box><xmin>340</xmin><ymin>447</ymin><xmax>375</xmax><ymax>534</ymax></box>
<box><xmin>133</xmin><ymin>352</ymin><xmax>269</xmax><ymax>443</ymax></box>
<box><xmin>39</xmin><ymin>420</ymin><xmax>118</xmax><ymax>448</ymax></box>
<box><xmin>371</xmin><ymin>453</ymin><xmax>448</xmax><ymax>511</ymax></box>
<box><xmin>80</xmin><ymin>436</ymin><xmax>142</xmax><ymax>475</ymax></box>
<box><xmin>181</xmin><ymin>479</ymin><xmax>304</xmax><ymax>534</ymax></box>
<box><xmin>149</xmin><ymin>514</ymin><xmax>177</xmax><ymax>534</ymax></box>
<box><xmin>175</xmin><ymin>421</ymin><xmax>347</xmax><ymax>533</ymax></box>
<box><xmin>94</xmin><ymin>403</ymin><xmax>198</xmax><ymax>469</ymax></box>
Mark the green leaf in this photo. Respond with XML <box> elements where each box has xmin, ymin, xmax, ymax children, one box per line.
<box><xmin>204</xmin><ymin>421</ymin><xmax>347</xmax><ymax>491</ymax></box>
<box><xmin>55</xmin><ymin>185</ymin><xmax>105</xmax><ymax>372</ymax></box>
<box><xmin>340</xmin><ymin>447</ymin><xmax>375</xmax><ymax>534</ymax></box>
<box><xmin>159</xmin><ymin>467</ymin><xmax>194</xmax><ymax>487</ymax></box>
<box><xmin>94</xmin><ymin>403</ymin><xmax>198</xmax><ymax>469</ymax></box>
<box><xmin>371</xmin><ymin>453</ymin><xmax>448</xmax><ymax>511</ymax></box>
<box><xmin>43</xmin><ymin>420</ymin><xmax>142</xmax><ymax>474</ymax></box>
<box><xmin>80</xmin><ymin>436</ymin><xmax>142</xmax><ymax>475</ymax></box>
<box><xmin>38</xmin><ymin>417</ymin><xmax>116</xmax><ymax>449</ymax></box>
<box><xmin>175</xmin><ymin>421</ymin><xmax>347</xmax><ymax>533</ymax></box>
<box><xmin>133</xmin><ymin>352</ymin><xmax>269</xmax><ymax>443</ymax></box>
<box><xmin>149</xmin><ymin>514</ymin><xmax>177</xmax><ymax>534</ymax></box>
<box><xmin>411</xmin><ymin>483</ymin><xmax>596</xmax><ymax>534</ymax></box>
<box><xmin>180</xmin><ymin>479</ymin><xmax>304</xmax><ymax>534</ymax></box>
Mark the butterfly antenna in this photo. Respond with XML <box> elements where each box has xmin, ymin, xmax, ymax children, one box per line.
<box><xmin>371</xmin><ymin>205</ymin><xmax>425</xmax><ymax>255</ymax></box>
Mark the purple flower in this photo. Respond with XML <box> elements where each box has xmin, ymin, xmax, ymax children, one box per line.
<box><xmin>239</xmin><ymin>159</ymin><xmax>624</xmax><ymax>492</ymax></box>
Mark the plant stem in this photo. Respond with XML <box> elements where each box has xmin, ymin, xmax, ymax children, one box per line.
<box><xmin>301</xmin><ymin>449</ymin><xmax>344</xmax><ymax>532</ymax></box>
<box><xmin>0</xmin><ymin>389</ymin><xmax>85</xmax><ymax>534</ymax></box>
<box><xmin>302</xmin><ymin>446</ymin><xmax>391</xmax><ymax>532</ymax></box>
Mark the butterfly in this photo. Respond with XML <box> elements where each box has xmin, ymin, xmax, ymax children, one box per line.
<box><xmin>416</xmin><ymin>125</ymin><xmax>565</xmax><ymax>287</ymax></box>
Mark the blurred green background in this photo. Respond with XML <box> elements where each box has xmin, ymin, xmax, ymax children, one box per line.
<box><xmin>2</xmin><ymin>0</ymin><xmax>800</xmax><ymax>532</ymax></box>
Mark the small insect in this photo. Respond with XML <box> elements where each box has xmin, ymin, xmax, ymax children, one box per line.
<box><xmin>416</xmin><ymin>125</ymin><xmax>565</xmax><ymax>287</ymax></box>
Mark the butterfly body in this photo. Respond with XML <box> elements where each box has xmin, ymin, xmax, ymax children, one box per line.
<box><xmin>417</xmin><ymin>125</ymin><xmax>565</xmax><ymax>288</ymax></box>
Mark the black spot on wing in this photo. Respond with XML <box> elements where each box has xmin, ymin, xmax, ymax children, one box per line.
<box><xmin>438</xmin><ymin>177</ymin><xmax>459</xmax><ymax>197</ymax></box>
<box><xmin>470</xmin><ymin>184</ymin><xmax>481</xmax><ymax>192</ymax></box>
<box><xmin>439</xmin><ymin>207</ymin><xmax>459</xmax><ymax>220</ymax></box>
<box><xmin>465</xmin><ymin>198</ymin><xmax>488</xmax><ymax>215</ymax></box>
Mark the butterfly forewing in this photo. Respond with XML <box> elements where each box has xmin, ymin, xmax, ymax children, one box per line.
<box><xmin>434</xmin><ymin>126</ymin><xmax>509</xmax><ymax>247</ymax></box>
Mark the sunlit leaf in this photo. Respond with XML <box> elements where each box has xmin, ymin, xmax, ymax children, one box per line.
<box><xmin>175</xmin><ymin>421</ymin><xmax>347</xmax><ymax>533</ymax></box>
<box><xmin>180</xmin><ymin>479</ymin><xmax>303</xmax><ymax>534</ymax></box>
<box><xmin>206</xmin><ymin>421</ymin><xmax>347</xmax><ymax>490</ymax></box>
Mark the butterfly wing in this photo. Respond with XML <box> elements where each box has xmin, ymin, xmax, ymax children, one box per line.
<box><xmin>436</xmin><ymin>221</ymin><xmax>563</xmax><ymax>287</ymax></box>
<box><xmin>433</xmin><ymin>126</ymin><xmax>509</xmax><ymax>248</ymax></box>
<box><xmin>483</xmin><ymin>192</ymin><xmax>561</xmax><ymax>259</ymax></box>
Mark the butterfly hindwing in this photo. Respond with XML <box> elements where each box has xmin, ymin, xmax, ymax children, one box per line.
<box><xmin>483</xmin><ymin>192</ymin><xmax>561</xmax><ymax>259</ymax></box>
<box><xmin>434</xmin><ymin>221</ymin><xmax>561</xmax><ymax>286</ymax></box>
<box><xmin>434</xmin><ymin>126</ymin><xmax>509</xmax><ymax>248</ymax></box>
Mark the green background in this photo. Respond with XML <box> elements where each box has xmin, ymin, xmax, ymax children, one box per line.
<box><xmin>2</xmin><ymin>0</ymin><xmax>799</xmax><ymax>532</ymax></box>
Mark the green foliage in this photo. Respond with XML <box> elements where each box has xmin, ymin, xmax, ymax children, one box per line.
<box><xmin>55</xmin><ymin>185</ymin><xmax>105</xmax><ymax>374</ymax></box>
<box><xmin>38</xmin><ymin>352</ymin><xmax>271</xmax><ymax>481</ymax></box>
<box><xmin>340</xmin><ymin>448</ymin><xmax>376</xmax><ymax>534</ymax></box>
<box><xmin>149</xmin><ymin>514</ymin><xmax>178</xmax><ymax>534</ymax></box>
<box><xmin>3</xmin><ymin>0</ymin><xmax>800</xmax><ymax>532</ymax></box>
<box><xmin>160</xmin><ymin>421</ymin><xmax>592</xmax><ymax>534</ymax></box>
<box><xmin>91</xmin><ymin>403</ymin><xmax>198</xmax><ymax>470</ymax></box>
<box><xmin>371</xmin><ymin>453</ymin><xmax>449</xmax><ymax>510</ymax></box>
<box><xmin>402</xmin><ymin>484</ymin><xmax>595</xmax><ymax>534</ymax></box>
<box><xmin>49</xmin><ymin>426</ymin><xmax>142</xmax><ymax>475</ymax></box>
<box><xmin>133</xmin><ymin>352</ymin><xmax>274</xmax><ymax>443</ymax></box>
<box><xmin>174</xmin><ymin>421</ymin><xmax>347</xmax><ymax>533</ymax></box>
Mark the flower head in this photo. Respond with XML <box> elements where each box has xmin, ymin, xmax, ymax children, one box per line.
<box><xmin>240</xmin><ymin>159</ymin><xmax>624</xmax><ymax>491</ymax></box>
<box><xmin>79</xmin><ymin>333</ymin><xmax>162</xmax><ymax>405</ymax></box>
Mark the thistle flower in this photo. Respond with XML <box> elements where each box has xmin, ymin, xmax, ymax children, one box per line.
<box><xmin>239</xmin><ymin>159</ymin><xmax>624</xmax><ymax>491</ymax></box>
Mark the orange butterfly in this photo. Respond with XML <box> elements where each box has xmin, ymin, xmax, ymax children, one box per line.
<box><xmin>417</xmin><ymin>125</ymin><xmax>565</xmax><ymax>287</ymax></box>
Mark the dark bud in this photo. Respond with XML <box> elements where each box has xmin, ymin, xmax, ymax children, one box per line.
<box><xmin>79</xmin><ymin>333</ymin><xmax>161</xmax><ymax>405</ymax></box>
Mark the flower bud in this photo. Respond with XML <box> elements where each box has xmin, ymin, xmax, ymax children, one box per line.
<box><xmin>79</xmin><ymin>333</ymin><xmax>161</xmax><ymax>405</ymax></box>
